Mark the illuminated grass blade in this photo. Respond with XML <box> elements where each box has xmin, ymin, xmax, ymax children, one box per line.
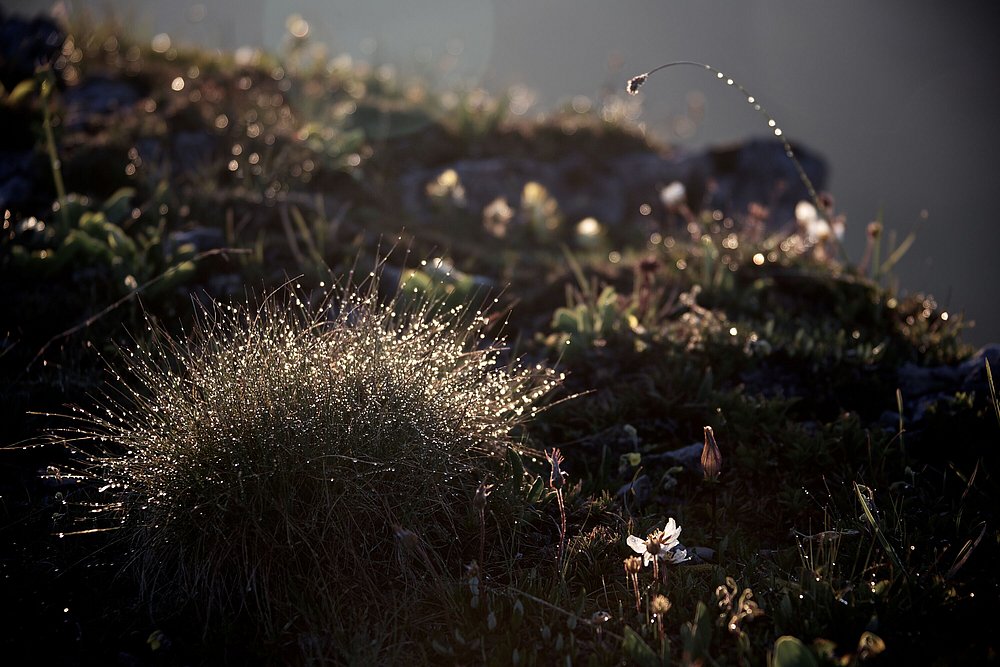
<box><xmin>853</xmin><ymin>483</ymin><xmax>908</xmax><ymax>579</ymax></box>
<box><xmin>987</xmin><ymin>359</ymin><xmax>1000</xmax><ymax>431</ymax></box>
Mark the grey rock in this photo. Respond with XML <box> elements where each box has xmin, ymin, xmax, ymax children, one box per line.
<box><xmin>684</xmin><ymin>545</ymin><xmax>716</xmax><ymax>564</ymax></box>
<box><xmin>659</xmin><ymin>442</ymin><xmax>703</xmax><ymax>472</ymax></box>
<box><xmin>167</xmin><ymin>226</ymin><xmax>225</xmax><ymax>254</ymax></box>
<box><xmin>616</xmin><ymin>474</ymin><xmax>652</xmax><ymax>508</ymax></box>
<box><xmin>959</xmin><ymin>345</ymin><xmax>1000</xmax><ymax>392</ymax></box>
<box><xmin>895</xmin><ymin>345</ymin><xmax>1000</xmax><ymax>424</ymax></box>
<box><xmin>63</xmin><ymin>76</ymin><xmax>142</xmax><ymax>131</ymax></box>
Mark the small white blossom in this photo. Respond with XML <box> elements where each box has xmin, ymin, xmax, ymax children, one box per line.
<box><xmin>794</xmin><ymin>200</ymin><xmax>818</xmax><ymax>225</ymax></box>
<box><xmin>626</xmin><ymin>517</ymin><xmax>686</xmax><ymax>566</ymax></box>
<box><xmin>660</xmin><ymin>182</ymin><xmax>687</xmax><ymax>208</ymax></box>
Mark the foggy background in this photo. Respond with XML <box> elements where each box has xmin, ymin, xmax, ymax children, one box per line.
<box><xmin>13</xmin><ymin>0</ymin><xmax>1000</xmax><ymax>346</ymax></box>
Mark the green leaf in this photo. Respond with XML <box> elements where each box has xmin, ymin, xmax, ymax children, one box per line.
<box><xmin>506</xmin><ymin>447</ymin><xmax>525</xmax><ymax>489</ymax></box>
<box><xmin>551</xmin><ymin>307</ymin><xmax>581</xmax><ymax>334</ymax></box>
<box><xmin>430</xmin><ymin>639</ymin><xmax>454</xmax><ymax>657</ymax></box>
<box><xmin>622</xmin><ymin>627</ymin><xmax>661</xmax><ymax>667</ymax></box>
<box><xmin>101</xmin><ymin>187</ymin><xmax>137</xmax><ymax>226</ymax></box>
<box><xmin>525</xmin><ymin>475</ymin><xmax>546</xmax><ymax>504</ymax></box>
<box><xmin>619</xmin><ymin>452</ymin><xmax>642</xmax><ymax>472</ymax></box>
<box><xmin>511</xmin><ymin>599</ymin><xmax>524</xmax><ymax>633</ymax></box>
<box><xmin>681</xmin><ymin>601</ymin><xmax>713</xmax><ymax>662</ymax></box>
<box><xmin>771</xmin><ymin>635</ymin><xmax>818</xmax><ymax>667</ymax></box>
<box><xmin>7</xmin><ymin>79</ymin><xmax>37</xmax><ymax>106</ymax></box>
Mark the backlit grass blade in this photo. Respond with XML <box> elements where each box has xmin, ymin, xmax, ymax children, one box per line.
<box><xmin>854</xmin><ymin>482</ymin><xmax>908</xmax><ymax>579</ymax></box>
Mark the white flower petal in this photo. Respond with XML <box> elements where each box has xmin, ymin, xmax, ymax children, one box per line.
<box><xmin>795</xmin><ymin>200</ymin><xmax>818</xmax><ymax>224</ymax></box>
<box><xmin>643</xmin><ymin>552</ymin><xmax>654</xmax><ymax>567</ymax></box>
<box><xmin>626</xmin><ymin>534</ymin><xmax>647</xmax><ymax>555</ymax></box>
<box><xmin>661</xmin><ymin>517</ymin><xmax>682</xmax><ymax>547</ymax></box>
<box><xmin>667</xmin><ymin>548</ymin><xmax>689</xmax><ymax>564</ymax></box>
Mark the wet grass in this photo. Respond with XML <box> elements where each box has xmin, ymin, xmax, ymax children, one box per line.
<box><xmin>0</xmin><ymin>12</ymin><xmax>996</xmax><ymax>666</ymax></box>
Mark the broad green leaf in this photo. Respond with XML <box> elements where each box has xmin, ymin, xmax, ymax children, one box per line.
<box><xmin>622</xmin><ymin>626</ymin><xmax>661</xmax><ymax>667</ymax></box>
<box><xmin>771</xmin><ymin>635</ymin><xmax>818</xmax><ymax>667</ymax></box>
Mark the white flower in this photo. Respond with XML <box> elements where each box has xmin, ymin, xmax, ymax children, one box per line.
<box><xmin>806</xmin><ymin>218</ymin><xmax>831</xmax><ymax>244</ymax></box>
<box><xmin>576</xmin><ymin>217</ymin><xmax>601</xmax><ymax>238</ymax></box>
<box><xmin>626</xmin><ymin>517</ymin><xmax>685</xmax><ymax>566</ymax></box>
<box><xmin>794</xmin><ymin>200</ymin><xmax>818</xmax><ymax>225</ymax></box>
<box><xmin>664</xmin><ymin>548</ymin><xmax>689</xmax><ymax>564</ymax></box>
<box><xmin>660</xmin><ymin>182</ymin><xmax>687</xmax><ymax>208</ymax></box>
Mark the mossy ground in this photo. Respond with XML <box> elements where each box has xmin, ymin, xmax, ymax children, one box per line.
<box><xmin>1</xmin><ymin>13</ymin><xmax>996</xmax><ymax>666</ymax></box>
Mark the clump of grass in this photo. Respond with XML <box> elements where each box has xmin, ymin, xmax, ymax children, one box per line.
<box><xmin>53</xmin><ymin>272</ymin><xmax>559</xmax><ymax>652</ymax></box>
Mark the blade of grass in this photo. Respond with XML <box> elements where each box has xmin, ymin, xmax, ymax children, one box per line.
<box><xmin>896</xmin><ymin>388</ymin><xmax>907</xmax><ymax>462</ymax></box>
<box><xmin>987</xmin><ymin>359</ymin><xmax>1000</xmax><ymax>431</ymax></box>
<box><xmin>945</xmin><ymin>521</ymin><xmax>986</xmax><ymax>580</ymax></box>
<box><xmin>879</xmin><ymin>231</ymin><xmax>915</xmax><ymax>278</ymax></box>
<box><xmin>854</xmin><ymin>483</ymin><xmax>908</xmax><ymax>580</ymax></box>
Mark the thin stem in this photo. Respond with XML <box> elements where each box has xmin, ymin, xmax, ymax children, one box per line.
<box><xmin>555</xmin><ymin>489</ymin><xmax>567</xmax><ymax>570</ymax></box>
<box><xmin>629</xmin><ymin>61</ymin><xmax>828</xmax><ymax>221</ymax></box>
<box><xmin>711</xmin><ymin>482</ymin><xmax>718</xmax><ymax>539</ymax></box>
<box><xmin>39</xmin><ymin>69</ymin><xmax>69</xmax><ymax>232</ymax></box>
<box><xmin>478</xmin><ymin>507</ymin><xmax>486</xmax><ymax>568</ymax></box>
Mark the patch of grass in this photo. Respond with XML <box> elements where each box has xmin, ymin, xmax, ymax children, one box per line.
<box><xmin>48</xmin><ymin>274</ymin><xmax>558</xmax><ymax>657</ymax></box>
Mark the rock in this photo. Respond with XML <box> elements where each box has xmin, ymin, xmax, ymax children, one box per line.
<box><xmin>705</xmin><ymin>138</ymin><xmax>828</xmax><ymax>227</ymax></box>
<box><xmin>659</xmin><ymin>442</ymin><xmax>703</xmax><ymax>472</ymax></box>
<box><xmin>684</xmin><ymin>545</ymin><xmax>716</xmax><ymax>564</ymax></box>
<box><xmin>167</xmin><ymin>226</ymin><xmax>225</xmax><ymax>254</ymax></box>
<box><xmin>63</xmin><ymin>76</ymin><xmax>142</xmax><ymax>131</ymax></box>
<box><xmin>894</xmin><ymin>345</ymin><xmax>1000</xmax><ymax>424</ymax></box>
<box><xmin>958</xmin><ymin>345</ymin><xmax>1000</xmax><ymax>392</ymax></box>
<box><xmin>897</xmin><ymin>361</ymin><xmax>962</xmax><ymax>397</ymax></box>
<box><xmin>399</xmin><ymin>138</ymin><xmax>827</xmax><ymax>231</ymax></box>
<box><xmin>616</xmin><ymin>474</ymin><xmax>652</xmax><ymax>508</ymax></box>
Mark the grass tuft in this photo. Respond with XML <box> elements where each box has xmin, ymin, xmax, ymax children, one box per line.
<box><xmin>51</xmin><ymin>274</ymin><xmax>559</xmax><ymax>651</ymax></box>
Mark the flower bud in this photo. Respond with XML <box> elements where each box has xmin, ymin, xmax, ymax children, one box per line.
<box><xmin>626</xmin><ymin>73</ymin><xmax>648</xmax><ymax>95</ymax></box>
<box><xmin>701</xmin><ymin>425</ymin><xmax>722</xmax><ymax>481</ymax></box>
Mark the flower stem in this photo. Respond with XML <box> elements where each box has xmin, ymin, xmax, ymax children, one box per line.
<box><xmin>478</xmin><ymin>507</ymin><xmax>486</xmax><ymax>568</ymax></box>
<box><xmin>710</xmin><ymin>482</ymin><xmax>718</xmax><ymax>539</ymax></box>
<box><xmin>39</xmin><ymin>68</ymin><xmax>69</xmax><ymax>233</ymax></box>
<box><xmin>628</xmin><ymin>60</ymin><xmax>840</xmax><ymax>260</ymax></box>
<box><xmin>555</xmin><ymin>488</ymin><xmax>567</xmax><ymax>571</ymax></box>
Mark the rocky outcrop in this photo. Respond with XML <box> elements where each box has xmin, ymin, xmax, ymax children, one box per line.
<box><xmin>896</xmin><ymin>345</ymin><xmax>1000</xmax><ymax>423</ymax></box>
<box><xmin>400</xmin><ymin>138</ymin><xmax>827</xmax><ymax>230</ymax></box>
